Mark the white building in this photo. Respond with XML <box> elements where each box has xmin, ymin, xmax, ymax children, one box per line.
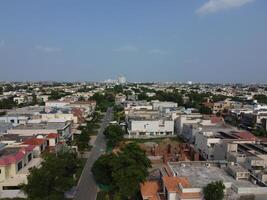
<box><xmin>176</xmin><ymin>114</ymin><xmax>202</xmax><ymax>135</ymax></box>
<box><xmin>127</xmin><ymin>119</ymin><xmax>174</xmax><ymax>138</ymax></box>
<box><xmin>7</xmin><ymin>122</ymin><xmax>72</xmax><ymax>140</ymax></box>
<box><xmin>0</xmin><ymin>115</ymin><xmax>29</xmax><ymax>126</ymax></box>
<box><xmin>194</xmin><ymin>131</ymin><xmax>221</xmax><ymax>160</ymax></box>
<box><xmin>151</xmin><ymin>101</ymin><xmax>178</xmax><ymax>110</ymax></box>
<box><xmin>118</xmin><ymin>75</ymin><xmax>126</xmax><ymax>84</ymax></box>
<box><xmin>45</xmin><ymin>101</ymin><xmax>70</xmax><ymax>109</ymax></box>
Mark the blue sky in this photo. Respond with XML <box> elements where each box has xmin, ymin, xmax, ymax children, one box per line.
<box><xmin>0</xmin><ymin>0</ymin><xmax>266</xmax><ymax>83</ymax></box>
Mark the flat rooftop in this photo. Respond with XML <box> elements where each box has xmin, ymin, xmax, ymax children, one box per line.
<box><xmin>7</xmin><ymin>106</ymin><xmax>45</xmax><ymax>115</ymax></box>
<box><xmin>168</xmin><ymin>162</ymin><xmax>256</xmax><ymax>188</ymax></box>
<box><xmin>13</xmin><ymin>122</ymin><xmax>68</xmax><ymax>130</ymax></box>
<box><xmin>0</xmin><ymin>147</ymin><xmax>20</xmax><ymax>157</ymax></box>
<box><xmin>0</xmin><ymin>134</ymin><xmax>32</xmax><ymax>142</ymax></box>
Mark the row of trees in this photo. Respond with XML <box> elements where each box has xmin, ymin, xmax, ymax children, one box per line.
<box><xmin>48</xmin><ymin>90</ymin><xmax>71</xmax><ymax>100</ymax></box>
<box><xmin>138</xmin><ymin>90</ymin><xmax>183</xmax><ymax>106</ymax></box>
<box><xmin>113</xmin><ymin>105</ymin><xmax>125</xmax><ymax>124</ymax></box>
<box><xmin>254</xmin><ymin>94</ymin><xmax>267</xmax><ymax>104</ymax></box>
<box><xmin>75</xmin><ymin>112</ymin><xmax>102</xmax><ymax>152</ymax></box>
<box><xmin>22</xmin><ymin>150</ymin><xmax>84</xmax><ymax>200</ymax></box>
<box><xmin>90</xmin><ymin>92</ymin><xmax>115</xmax><ymax>112</ymax></box>
<box><xmin>92</xmin><ymin>143</ymin><xmax>151</xmax><ymax>199</ymax></box>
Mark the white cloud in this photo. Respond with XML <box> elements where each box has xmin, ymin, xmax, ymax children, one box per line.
<box><xmin>35</xmin><ymin>45</ymin><xmax>62</xmax><ymax>52</ymax></box>
<box><xmin>113</xmin><ymin>45</ymin><xmax>138</xmax><ymax>52</ymax></box>
<box><xmin>0</xmin><ymin>40</ymin><xmax>5</xmax><ymax>48</ymax></box>
<box><xmin>196</xmin><ymin>0</ymin><xmax>254</xmax><ymax>15</ymax></box>
<box><xmin>149</xmin><ymin>49</ymin><xmax>168</xmax><ymax>55</ymax></box>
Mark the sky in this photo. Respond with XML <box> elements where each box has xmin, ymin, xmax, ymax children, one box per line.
<box><xmin>0</xmin><ymin>0</ymin><xmax>267</xmax><ymax>83</ymax></box>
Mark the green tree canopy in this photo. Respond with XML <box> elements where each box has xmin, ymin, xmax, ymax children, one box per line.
<box><xmin>0</xmin><ymin>97</ymin><xmax>16</xmax><ymax>109</ymax></box>
<box><xmin>22</xmin><ymin>150</ymin><xmax>82</xmax><ymax>200</ymax></box>
<box><xmin>203</xmin><ymin>181</ymin><xmax>225</xmax><ymax>200</ymax></box>
<box><xmin>199</xmin><ymin>105</ymin><xmax>212</xmax><ymax>114</ymax></box>
<box><xmin>92</xmin><ymin>143</ymin><xmax>151</xmax><ymax>199</ymax></box>
<box><xmin>91</xmin><ymin>154</ymin><xmax>117</xmax><ymax>186</ymax></box>
<box><xmin>104</xmin><ymin>124</ymin><xmax>125</xmax><ymax>149</ymax></box>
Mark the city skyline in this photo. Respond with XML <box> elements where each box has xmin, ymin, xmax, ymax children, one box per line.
<box><xmin>0</xmin><ymin>0</ymin><xmax>267</xmax><ymax>83</ymax></box>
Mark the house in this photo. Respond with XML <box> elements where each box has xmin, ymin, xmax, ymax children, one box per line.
<box><xmin>151</xmin><ymin>101</ymin><xmax>178</xmax><ymax>110</ymax></box>
<box><xmin>115</xmin><ymin>94</ymin><xmax>126</xmax><ymax>105</ymax></box>
<box><xmin>22</xmin><ymin>138</ymin><xmax>48</xmax><ymax>156</ymax></box>
<box><xmin>0</xmin><ymin>114</ymin><xmax>30</xmax><ymax>126</ymax></box>
<box><xmin>45</xmin><ymin>100</ymin><xmax>70</xmax><ymax>109</ymax></box>
<box><xmin>212</xmin><ymin>99</ymin><xmax>232</xmax><ymax>114</ymax></box>
<box><xmin>166</xmin><ymin>161</ymin><xmax>267</xmax><ymax>198</ymax></box>
<box><xmin>140</xmin><ymin>181</ymin><xmax>160</xmax><ymax>200</ymax></box>
<box><xmin>0</xmin><ymin>144</ymin><xmax>41</xmax><ymax>198</ymax></box>
<box><xmin>7</xmin><ymin>122</ymin><xmax>72</xmax><ymax>140</ymax></box>
<box><xmin>162</xmin><ymin>176</ymin><xmax>201</xmax><ymax>200</ymax></box>
<box><xmin>127</xmin><ymin>118</ymin><xmax>174</xmax><ymax>138</ymax></box>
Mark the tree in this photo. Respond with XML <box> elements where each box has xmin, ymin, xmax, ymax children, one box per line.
<box><xmin>0</xmin><ymin>97</ymin><xmax>16</xmax><ymax>109</ymax></box>
<box><xmin>112</xmin><ymin>143</ymin><xmax>151</xmax><ymax>198</ymax></box>
<box><xmin>254</xmin><ymin>94</ymin><xmax>267</xmax><ymax>104</ymax></box>
<box><xmin>48</xmin><ymin>90</ymin><xmax>70</xmax><ymax>100</ymax></box>
<box><xmin>92</xmin><ymin>143</ymin><xmax>151</xmax><ymax>199</ymax></box>
<box><xmin>78</xmin><ymin>96</ymin><xmax>85</xmax><ymax>101</ymax></box>
<box><xmin>203</xmin><ymin>181</ymin><xmax>225</xmax><ymax>200</ymax></box>
<box><xmin>75</xmin><ymin>130</ymin><xmax>90</xmax><ymax>152</ymax></box>
<box><xmin>91</xmin><ymin>154</ymin><xmax>116</xmax><ymax>186</ymax></box>
<box><xmin>90</xmin><ymin>92</ymin><xmax>115</xmax><ymax>112</ymax></box>
<box><xmin>22</xmin><ymin>150</ymin><xmax>81</xmax><ymax>200</ymax></box>
<box><xmin>32</xmin><ymin>93</ymin><xmax>38</xmax><ymax>105</ymax></box>
<box><xmin>104</xmin><ymin>124</ymin><xmax>125</xmax><ymax>149</ymax></box>
<box><xmin>199</xmin><ymin>105</ymin><xmax>212</xmax><ymax>114</ymax></box>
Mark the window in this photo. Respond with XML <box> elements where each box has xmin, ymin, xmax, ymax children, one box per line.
<box><xmin>28</xmin><ymin>153</ymin><xmax>32</xmax><ymax>162</ymax></box>
<box><xmin>3</xmin><ymin>186</ymin><xmax>21</xmax><ymax>190</ymax></box>
<box><xmin>10</xmin><ymin>119</ymin><xmax>15</xmax><ymax>123</ymax></box>
<box><xmin>17</xmin><ymin>161</ymin><xmax>23</xmax><ymax>171</ymax></box>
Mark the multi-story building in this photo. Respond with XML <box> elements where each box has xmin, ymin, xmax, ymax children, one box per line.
<box><xmin>7</xmin><ymin>122</ymin><xmax>72</xmax><ymax>140</ymax></box>
<box><xmin>0</xmin><ymin>143</ymin><xmax>41</xmax><ymax>198</ymax></box>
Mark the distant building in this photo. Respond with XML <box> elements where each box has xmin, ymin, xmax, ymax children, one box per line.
<box><xmin>118</xmin><ymin>75</ymin><xmax>126</xmax><ymax>85</ymax></box>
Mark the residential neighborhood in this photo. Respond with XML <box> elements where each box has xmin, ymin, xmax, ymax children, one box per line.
<box><xmin>1</xmin><ymin>0</ymin><xmax>267</xmax><ymax>199</ymax></box>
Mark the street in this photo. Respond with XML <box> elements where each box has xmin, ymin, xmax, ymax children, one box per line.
<box><xmin>74</xmin><ymin>107</ymin><xmax>113</xmax><ymax>200</ymax></box>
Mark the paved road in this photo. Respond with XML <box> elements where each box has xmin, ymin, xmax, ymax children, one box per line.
<box><xmin>74</xmin><ymin>107</ymin><xmax>113</xmax><ymax>200</ymax></box>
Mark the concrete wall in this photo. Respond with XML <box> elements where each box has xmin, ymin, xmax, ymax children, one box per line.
<box><xmin>176</xmin><ymin>115</ymin><xmax>202</xmax><ymax>135</ymax></box>
<box><xmin>41</xmin><ymin>113</ymin><xmax>78</xmax><ymax>124</ymax></box>
<box><xmin>0</xmin><ymin>116</ymin><xmax>28</xmax><ymax>126</ymax></box>
<box><xmin>129</xmin><ymin>120</ymin><xmax>174</xmax><ymax>136</ymax></box>
<box><xmin>45</xmin><ymin>101</ymin><xmax>69</xmax><ymax>108</ymax></box>
<box><xmin>152</xmin><ymin>101</ymin><xmax>178</xmax><ymax>110</ymax></box>
<box><xmin>232</xmin><ymin>185</ymin><xmax>267</xmax><ymax>195</ymax></box>
<box><xmin>168</xmin><ymin>191</ymin><xmax>178</xmax><ymax>200</ymax></box>
<box><xmin>194</xmin><ymin>132</ymin><xmax>221</xmax><ymax>160</ymax></box>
